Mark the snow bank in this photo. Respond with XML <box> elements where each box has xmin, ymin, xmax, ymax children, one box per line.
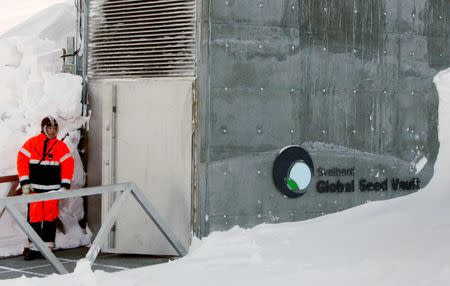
<box><xmin>0</xmin><ymin>3</ymin><xmax>76</xmax><ymax>48</ymax></box>
<box><xmin>431</xmin><ymin>70</ymin><xmax>450</xmax><ymax>192</ymax></box>
<box><xmin>0</xmin><ymin>1</ymin><xmax>70</xmax><ymax>36</ymax></box>
<box><xmin>0</xmin><ymin>3</ymin><xmax>90</xmax><ymax>256</ymax></box>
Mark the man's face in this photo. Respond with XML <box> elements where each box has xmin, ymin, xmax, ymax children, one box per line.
<box><xmin>46</xmin><ymin>126</ymin><xmax>58</xmax><ymax>139</ymax></box>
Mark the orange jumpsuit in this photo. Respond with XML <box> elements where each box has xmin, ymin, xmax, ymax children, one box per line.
<box><xmin>17</xmin><ymin>133</ymin><xmax>74</xmax><ymax>223</ymax></box>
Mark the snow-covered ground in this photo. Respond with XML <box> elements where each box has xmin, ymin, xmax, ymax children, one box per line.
<box><xmin>0</xmin><ymin>2</ymin><xmax>90</xmax><ymax>256</ymax></box>
<box><xmin>0</xmin><ymin>2</ymin><xmax>449</xmax><ymax>285</ymax></box>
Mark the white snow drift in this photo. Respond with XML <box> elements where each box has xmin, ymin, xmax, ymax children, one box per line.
<box><xmin>0</xmin><ymin>3</ymin><xmax>90</xmax><ymax>256</ymax></box>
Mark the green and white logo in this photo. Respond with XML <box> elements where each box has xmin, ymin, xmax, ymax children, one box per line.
<box><xmin>286</xmin><ymin>161</ymin><xmax>312</xmax><ymax>194</ymax></box>
<box><xmin>273</xmin><ymin>146</ymin><xmax>314</xmax><ymax>198</ymax></box>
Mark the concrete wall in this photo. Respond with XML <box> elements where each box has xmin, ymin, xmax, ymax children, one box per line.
<box><xmin>198</xmin><ymin>0</ymin><xmax>448</xmax><ymax>235</ymax></box>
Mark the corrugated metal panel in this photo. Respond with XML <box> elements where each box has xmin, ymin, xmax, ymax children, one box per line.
<box><xmin>89</xmin><ymin>0</ymin><xmax>196</xmax><ymax>78</ymax></box>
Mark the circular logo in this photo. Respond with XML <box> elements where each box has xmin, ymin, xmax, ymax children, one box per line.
<box><xmin>273</xmin><ymin>146</ymin><xmax>314</xmax><ymax>198</ymax></box>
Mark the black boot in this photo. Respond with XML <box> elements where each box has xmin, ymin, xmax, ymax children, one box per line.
<box><xmin>22</xmin><ymin>247</ymin><xmax>30</xmax><ymax>257</ymax></box>
<box><xmin>24</xmin><ymin>222</ymin><xmax>44</xmax><ymax>260</ymax></box>
<box><xmin>24</xmin><ymin>250</ymin><xmax>43</xmax><ymax>261</ymax></box>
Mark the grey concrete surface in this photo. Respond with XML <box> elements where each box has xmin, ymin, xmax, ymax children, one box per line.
<box><xmin>198</xmin><ymin>0</ymin><xmax>448</xmax><ymax>235</ymax></box>
<box><xmin>0</xmin><ymin>248</ymin><xmax>170</xmax><ymax>279</ymax></box>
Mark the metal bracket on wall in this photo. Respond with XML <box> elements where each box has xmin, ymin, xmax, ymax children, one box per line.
<box><xmin>0</xmin><ymin>183</ymin><xmax>188</xmax><ymax>274</ymax></box>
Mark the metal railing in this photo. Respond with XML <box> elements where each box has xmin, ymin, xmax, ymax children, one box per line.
<box><xmin>0</xmin><ymin>175</ymin><xmax>19</xmax><ymax>196</ymax></box>
<box><xmin>0</xmin><ymin>175</ymin><xmax>19</xmax><ymax>219</ymax></box>
<box><xmin>0</xmin><ymin>182</ymin><xmax>188</xmax><ymax>274</ymax></box>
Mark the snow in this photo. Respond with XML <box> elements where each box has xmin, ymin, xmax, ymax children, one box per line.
<box><xmin>415</xmin><ymin>156</ymin><xmax>428</xmax><ymax>175</ymax></box>
<box><xmin>0</xmin><ymin>1</ymin><xmax>71</xmax><ymax>38</ymax></box>
<box><xmin>0</xmin><ymin>3</ymin><xmax>90</xmax><ymax>256</ymax></box>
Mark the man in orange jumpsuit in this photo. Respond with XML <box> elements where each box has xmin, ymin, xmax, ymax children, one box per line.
<box><xmin>17</xmin><ymin>115</ymin><xmax>74</xmax><ymax>260</ymax></box>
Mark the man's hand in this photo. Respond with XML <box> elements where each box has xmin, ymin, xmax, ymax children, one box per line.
<box><xmin>22</xmin><ymin>184</ymin><xmax>34</xmax><ymax>195</ymax></box>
